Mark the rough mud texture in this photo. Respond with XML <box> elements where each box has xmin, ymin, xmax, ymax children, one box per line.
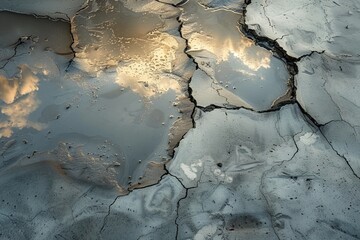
<box><xmin>169</xmin><ymin>105</ymin><xmax>360</xmax><ymax>239</ymax></box>
<box><xmin>246</xmin><ymin>0</ymin><xmax>360</xmax><ymax>59</ymax></box>
<box><xmin>0</xmin><ymin>0</ymin><xmax>360</xmax><ymax>239</ymax></box>
<box><xmin>246</xmin><ymin>0</ymin><xmax>360</xmax><ymax>178</ymax></box>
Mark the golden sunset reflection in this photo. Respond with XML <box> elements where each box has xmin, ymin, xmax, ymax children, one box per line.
<box><xmin>73</xmin><ymin>0</ymin><xmax>185</xmax><ymax>98</ymax></box>
<box><xmin>0</xmin><ymin>66</ymin><xmax>39</xmax><ymax>104</ymax></box>
<box><xmin>0</xmin><ymin>65</ymin><xmax>44</xmax><ymax>138</ymax></box>
<box><xmin>183</xmin><ymin>0</ymin><xmax>271</xmax><ymax>72</ymax></box>
<box><xmin>0</xmin><ymin>76</ymin><xmax>18</xmax><ymax>105</ymax></box>
<box><xmin>115</xmin><ymin>33</ymin><xmax>182</xmax><ymax>98</ymax></box>
<box><xmin>0</xmin><ymin>94</ymin><xmax>45</xmax><ymax>138</ymax></box>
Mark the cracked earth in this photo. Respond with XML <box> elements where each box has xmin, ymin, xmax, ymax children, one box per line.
<box><xmin>0</xmin><ymin>0</ymin><xmax>360</xmax><ymax>239</ymax></box>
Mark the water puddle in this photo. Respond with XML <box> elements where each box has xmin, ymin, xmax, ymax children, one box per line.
<box><xmin>181</xmin><ymin>0</ymin><xmax>290</xmax><ymax>110</ymax></box>
<box><xmin>0</xmin><ymin>3</ymin><xmax>194</xmax><ymax>193</ymax></box>
<box><xmin>0</xmin><ymin>0</ymin><xmax>290</xmax><ymax>193</ymax></box>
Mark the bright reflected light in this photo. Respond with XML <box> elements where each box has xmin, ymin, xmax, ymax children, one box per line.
<box><xmin>0</xmin><ymin>94</ymin><xmax>45</xmax><ymax>138</ymax></box>
<box><xmin>116</xmin><ymin>33</ymin><xmax>181</xmax><ymax>97</ymax></box>
<box><xmin>183</xmin><ymin>0</ymin><xmax>271</xmax><ymax>72</ymax></box>
<box><xmin>73</xmin><ymin>1</ymin><xmax>184</xmax><ymax>98</ymax></box>
<box><xmin>0</xmin><ymin>76</ymin><xmax>18</xmax><ymax>104</ymax></box>
<box><xmin>0</xmin><ymin>65</ymin><xmax>43</xmax><ymax>138</ymax></box>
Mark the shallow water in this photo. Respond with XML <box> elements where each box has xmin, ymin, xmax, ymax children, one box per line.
<box><xmin>0</xmin><ymin>5</ymin><xmax>192</xmax><ymax>193</ymax></box>
<box><xmin>181</xmin><ymin>0</ymin><xmax>290</xmax><ymax>110</ymax></box>
<box><xmin>0</xmin><ymin>0</ymin><xmax>288</xmax><ymax>192</ymax></box>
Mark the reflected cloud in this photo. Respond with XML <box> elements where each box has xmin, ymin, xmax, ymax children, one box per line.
<box><xmin>73</xmin><ymin>0</ymin><xmax>184</xmax><ymax>98</ymax></box>
<box><xmin>183</xmin><ymin>0</ymin><xmax>289</xmax><ymax>110</ymax></box>
<box><xmin>0</xmin><ymin>76</ymin><xmax>18</xmax><ymax>104</ymax></box>
<box><xmin>0</xmin><ymin>65</ymin><xmax>39</xmax><ymax>104</ymax></box>
<box><xmin>72</xmin><ymin>0</ymin><xmax>165</xmax><ymax>72</ymax></box>
<box><xmin>116</xmin><ymin>33</ymin><xmax>182</xmax><ymax>98</ymax></box>
<box><xmin>183</xmin><ymin>0</ymin><xmax>271</xmax><ymax>72</ymax></box>
<box><xmin>222</xmin><ymin>38</ymin><xmax>271</xmax><ymax>71</ymax></box>
<box><xmin>0</xmin><ymin>94</ymin><xmax>45</xmax><ymax>138</ymax></box>
<box><xmin>18</xmin><ymin>65</ymin><xmax>39</xmax><ymax>95</ymax></box>
<box><xmin>0</xmin><ymin>65</ymin><xmax>44</xmax><ymax>138</ymax></box>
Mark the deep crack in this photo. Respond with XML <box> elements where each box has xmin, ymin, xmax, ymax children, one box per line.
<box><xmin>0</xmin><ymin>37</ymin><xmax>28</xmax><ymax>70</ymax></box>
<box><xmin>176</xmin><ymin>13</ymin><xmax>199</xmax><ymax>129</ymax></box>
<box><xmin>99</xmin><ymin>195</ymin><xmax>121</xmax><ymax>233</ymax></box>
<box><xmin>320</xmin><ymin>129</ymin><xmax>360</xmax><ymax>180</ymax></box>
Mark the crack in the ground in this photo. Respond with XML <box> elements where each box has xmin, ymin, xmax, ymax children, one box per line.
<box><xmin>197</xmin><ymin>100</ymin><xmax>300</xmax><ymax>114</ymax></box>
<box><xmin>0</xmin><ymin>37</ymin><xmax>29</xmax><ymax>70</ymax></box>
<box><xmin>0</xmin><ymin>11</ymin><xmax>79</xmax><ymax>74</ymax></box>
<box><xmin>262</xmin><ymin>0</ymin><xmax>274</xmax><ymax>30</ymax></box>
<box><xmin>2</xmin><ymin>1</ymin><xmax>357</xmax><ymax>239</ymax></box>
<box><xmin>273</xmin><ymin>34</ymin><xmax>289</xmax><ymax>41</ymax></box>
<box><xmin>321</xmin><ymin>79</ymin><xmax>344</xmax><ymax>122</ymax></box>
<box><xmin>163</xmin><ymin>164</ymin><xmax>203</xmax><ymax>240</ymax></box>
<box><xmin>174</xmin><ymin>188</ymin><xmax>189</xmax><ymax>239</ymax></box>
<box><xmin>65</xmin><ymin>15</ymin><xmax>76</xmax><ymax>72</ymax></box>
<box><xmin>210</xmin><ymin>81</ymin><xmax>234</xmax><ymax>106</ymax></box>
<box><xmin>319</xmin><ymin>128</ymin><xmax>360</xmax><ymax>180</ymax></box>
<box><xmin>241</xmin><ymin>1</ymin><xmax>298</xmax><ymax>105</ymax></box>
<box><xmin>296</xmin><ymin>102</ymin><xmax>321</xmax><ymax>128</ymax></box>
<box><xmin>99</xmin><ymin>194</ymin><xmax>121</xmax><ymax>233</ymax></box>
<box><xmin>155</xmin><ymin>0</ymin><xmax>188</xmax><ymax>8</ymax></box>
<box><xmin>258</xmin><ymin>132</ymin><xmax>301</xmax><ymax>240</ymax></box>
<box><xmin>65</xmin><ymin>2</ymin><xmax>90</xmax><ymax>72</ymax></box>
<box><xmin>176</xmin><ymin>17</ymin><xmax>199</xmax><ymax>130</ymax></box>
<box><xmin>321</xmin><ymin>119</ymin><xmax>358</xmax><ymax>133</ymax></box>
<box><xmin>98</xmin><ymin>165</ymin><xmax>171</xmax><ymax>235</ymax></box>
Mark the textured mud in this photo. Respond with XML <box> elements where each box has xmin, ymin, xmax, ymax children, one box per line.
<box><xmin>0</xmin><ymin>0</ymin><xmax>359</xmax><ymax>239</ymax></box>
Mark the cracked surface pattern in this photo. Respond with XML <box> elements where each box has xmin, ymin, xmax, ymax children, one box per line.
<box><xmin>0</xmin><ymin>0</ymin><xmax>360</xmax><ymax>239</ymax></box>
<box><xmin>170</xmin><ymin>105</ymin><xmax>360</xmax><ymax>239</ymax></box>
<box><xmin>246</xmin><ymin>0</ymin><xmax>360</xmax><ymax>59</ymax></box>
<box><xmin>182</xmin><ymin>0</ymin><xmax>290</xmax><ymax>111</ymax></box>
<box><xmin>245</xmin><ymin>0</ymin><xmax>360</xmax><ymax>180</ymax></box>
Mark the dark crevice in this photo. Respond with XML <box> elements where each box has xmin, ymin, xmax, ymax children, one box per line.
<box><xmin>31</xmin><ymin>13</ymin><xmax>70</xmax><ymax>23</ymax></box>
<box><xmin>164</xmin><ymin>166</ymin><xmax>187</xmax><ymax>240</ymax></box>
<box><xmin>155</xmin><ymin>0</ymin><xmax>188</xmax><ymax>8</ymax></box>
<box><xmin>197</xmin><ymin>100</ymin><xmax>298</xmax><ymax>113</ymax></box>
<box><xmin>296</xmin><ymin>102</ymin><xmax>321</xmax><ymax>127</ymax></box>
<box><xmin>240</xmin><ymin>1</ymin><xmax>325</xmax><ymax>113</ymax></box>
<box><xmin>320</xmin><ymin>119</ymin><xmax>358</xmax><ymax>132</ymax></box>
<box><xmin>240</xmin><ymin>2</ymin><xmax>298</xmax><ymax>108</ymax></box>
<box><xmin>239</xmin><ymin>1</ymin><xmax>329</xmax><ymax>129</ymax></box>
<box><xmin>240</xmin><ymin>0</ymin><xmax>360</xmax><ymax>235</ymax></box>
<box><xmin>99</xmin><ymin>164</ymin><xmax>171</xmax><ymax>235</ymax></box>
<box><xmin>174</xmin><ymin>188</ymin><xmax>189</xmax><ymax>239</ymax></box>
<box><xmin>319</xmin><ymin>129</ymin><xmax>360</xmax><ymax>180</ymax></box>
<box><xmin>0</xmin><ymin>37</ymin><xmax>28</xmax><ymax>70</ymax></box>
<box><xmin>65</xmin><ymin>2</ymin><xmax>90</xmax><ymax>72</ymax></box>
<box><xmin>65</xmin><ymin>13</ymin><xmax>76</xmax><ymax>72</ymax></box>
<box><xmin>165</xmin><ymin>14</ymin><xmax>200</xmax><ymax>158</ymax></box>
<box><xmin>163</xmin><ymin>164</ymin><xmax>200</xmax><ymax>240</ymax></box>
<box><xmin>127</xmin><ymin>164</ymin><xmax>170</xmax><ymax>191</ymax></box>
<box><xmin>297</xmin><ymin>50</ymin><xmax>326</xmax><ymax>60</ymax></box>
<box><xmin>99</xmin><ymin>195</ymin><xmax>121</xmax><ymax>233</ymax></box>
<box><xmin>176</xmin><ymin>14</ymin><xmax>198</xmax><ymax>129</ymax></box>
